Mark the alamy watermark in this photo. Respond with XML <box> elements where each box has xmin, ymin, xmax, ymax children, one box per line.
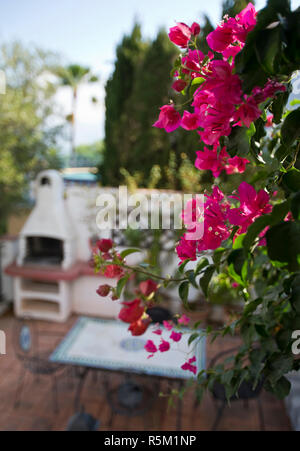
<box><xmin>292</xmin><ymin>330</ymin><xmax>300</xmax><ymax>356</ymax></box>
<box><xmin>95</xmin><ymin>186</ymin><xmax>205</xmax><ymax>240</ymax></box>
<box><xmin>0</xmin><ymin>70</ymin><xmax>6</xmax><ymax>95</ymax></box>
<box><xmin>0</xmin><ymin>330</ymin><xmax>6</xmax><ymax>355</ymax></box>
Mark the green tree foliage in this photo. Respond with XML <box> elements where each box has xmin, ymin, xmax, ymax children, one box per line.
<box><xmin>102</xmin><ymin>24</ymin><xmax>146</xmax><ymax>186</ymax></box>
<box><xmin>102</xmin><ymin>25</ymin><xmax>202</xmax><ymax>189</ymax></box>
<box><xmin>102</xmin><ymin>2</ymin><xmax>251</xmax><ymax>190</ymax></box>
<box><xmin>222</xmin><ymin>0</ymin><xmax>254</xmax><ymax>17</ymax></box>
<box><xmin>55</xmin><ymin>64</ymin><xmax>99</xmax><ymax>155</ymax></box>
<box><xmin>0</xmin><ymin>42</ymin><xmax>63</xmax><ymax>232</ymax></box>
<box><xmin>74</xmin><ymin>141</ymin><xmax>104</xmax><ymax>166</ymax></box>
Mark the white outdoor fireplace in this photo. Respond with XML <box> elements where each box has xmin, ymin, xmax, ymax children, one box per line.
<box><xmin>6</xmin><ymin>170</ymin><xmax>122</xmax><ymax>322</ymax></box>
<box><xmin>17</xmin><ymin>170</ymin><xmax>76</xmax><ymax>270</ymax></box>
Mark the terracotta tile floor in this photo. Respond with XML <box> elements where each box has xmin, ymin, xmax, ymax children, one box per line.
<box><xmin>0</xmin><ymin>311</ymin><xmax>291</xmax><ymax>431</ymax></box>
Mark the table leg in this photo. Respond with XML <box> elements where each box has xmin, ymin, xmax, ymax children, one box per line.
<box><xmin>74</xmin><ymin>367</ymin><xmax>89</xmax><ymax>410</ymax></box>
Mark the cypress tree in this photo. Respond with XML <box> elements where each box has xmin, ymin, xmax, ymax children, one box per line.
<box><xmin>101</xmin><ymin>24</ymin><xmax>146</xmax><ymax>185</ymax></box>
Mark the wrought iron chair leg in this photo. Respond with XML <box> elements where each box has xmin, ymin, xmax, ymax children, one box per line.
<box><xmin>257</xmin><ymin>397</ymin><xmax>265</xmax><ymax>431</ymax></box>
<box><xmin>14</xmin><ymin>368</ymin><xmax>27</xmax><ymax>408</ymax></box>
<box><xmin>52</xmin><ymin>375</ymin><xmax>59</xmax><ymax>414</ymax></box>
<box><xmin>212</xmin><ymin>401</ymin><xmax>226</xmax><ymax>431</ymax></box>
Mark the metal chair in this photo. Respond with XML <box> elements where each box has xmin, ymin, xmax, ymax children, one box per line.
<box><xmin>146</xmin><ymin>306</ymin><xmax>172</xmax><ymax>324</ymax></box>
<box><xmin>66</xmin><ymin>407</ymin><xmax>100</xmax><ymax>431</ymax></box>
<box><xmin>207</xmin><ymin>346</ymin><xmax>265</xmax><ymax>431</ymax></box>
<box><xmin>13</xmin><ymin>317</ymin><xmax>67</xmax><ymax>413</ymax></box>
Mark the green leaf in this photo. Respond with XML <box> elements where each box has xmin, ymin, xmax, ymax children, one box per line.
<box><xmin>212</xmin><ymin>248</ymin><xmax>226</xmax><ymax>271</ymax></box>
<box><xmin>178</xmin><ymin>258</ymin><xmax>191</xmax><ymax>274</ymax></box>
<box><xmin>282</xmin><ymin>168</ymin><xmax>300</xmax><ymax>193</ymax></box>
<box><xmin>265</xmin><ymin>376</ymin><xmax>291</xmax><ymax>399</ymax></box>
<box><xmin>254</xmin><ymin>27</ymin><xmax>281</xmax><ymax>74</ymax></box>
<box><xmin>116</xmin><ymin>274</ymin><xmax>130</xmax><ymax>298</ymax></box>
<box><xmin>271</xmin><ymin>87</ymin><xmax>291</xmax><ymax>124</ymax></box>
<box><xmin>200</xmin><ymin>265</ymin><xmax>215</xmax><ymax>297</ymax></box>
<box><xmin>189</xmin><ymin>77</ymin><xmax>205</xmax><ymax>97</ymax></box>
<box><xmin>243</xmin><ymin>200</ymin><xmax>290</xmax><ymax>252</ymax></box>
<box><xmin>233</xmin><ymin>234</ymin><xmax>245</xmax><ymax>250</ymax></box>
<box><xmin>272</xmin><ymin>377</ymin><xmax>291</xmax><ymax>399</ymax></box>
<box><xmin>255</xmin><ymin>324</ymin><xmax>269</xmax><ymax>338</ymax></box>
<box><xmin>194</xmin><ymin>257</ymin><xmax>209</xmax><ymax>276</ymax></box>
<box><xmin>291</xmin><ymin>191</ymin><xmax>300</xmax><ymax>221</ymax></box>
<box><xmin>185</xmin><ymin>270</ymin><xmax>198</xmax><ymax>288</ymax></box>
<box><xmin>281</xmin><ymin>107</ymin><xmax>300</xmax><ymax>147</ymax></box>
<box><xmin>228</xmin><ymin>249</ymin><xmax>247</xmax><ymax>285</ymax></box>
<box><xmin>119</xmin><ymin>248</ymin><xmax>141</xmax><ymax>259</ymax></box>
<box><xmin>290</xmin><ymin>275</ymin><xmax>300</xmax><ymax>313</ymax></box>
<box><xmin>188</xmin><ymin>333</ymin><xmax>199</xmax><ymax>346</ymax></box>
<box><xmin>244</xmin><ymin>298</ymin><xmax>263</xmax><ymax>315</ymax></box>
<box><xmin>226</xmin><ymin>126</ymin><xmax>252</xmax><ymax>157</ymax></box>
<box><xmin>266</xmin><ymin>221</ymin><xmax>300</xmax><ymax>271</ymax></box>
<box><xmin>179</xmin><ymin>281</ymin><xmax>189</xmax><ymax>307</ymax></box>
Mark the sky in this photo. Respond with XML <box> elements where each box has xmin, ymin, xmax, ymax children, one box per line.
<box><xmin>0</xmin><ymin>0</ymin><xmax>298</xmax><ymax>150</ymax></box>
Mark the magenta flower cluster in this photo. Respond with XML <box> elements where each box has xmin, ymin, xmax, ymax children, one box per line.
<box><xmin>144</xmin><ymin>315</ymin><xmax>197</xmax><ymax>374</ymax></box>
<box><xmin>154</xmin><ymin>3</ymin><xmax>286</xmax><ymax>179</ymax></box>
<box><xmin>177</xmin><ymin>183</ymin><xmax>272</xmax><ymax>262</ymax></box>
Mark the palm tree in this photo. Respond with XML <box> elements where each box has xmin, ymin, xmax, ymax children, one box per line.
<box><xmin>55</xmin><ymin>64</ymin><xmax>98</xmax><ymax>156</ymax></box>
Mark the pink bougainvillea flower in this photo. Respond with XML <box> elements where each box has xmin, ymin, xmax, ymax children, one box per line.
<box><xmin>252</xmin><ymin>80</ymin><xmax>286</xmax><ymax>104</ymax></box>
<box><xmin>104</xmin><ymin>264</ymin><xmax>124</xmax><ymax>279</ymax></box>
<box><xmin>207</xmin><ymin>4</ymin><xmax>256</xmax><ymax>53</ymax></box>
<box><xmin>225</xmin><ymin>156</ymin><xmax>250</xmax><ymax>174</ymax></box>
<box><xmin>153</xmin><ymin>328</ymin><xmax>162</xmax><ymax>336</ymax></box>
<box><xmin>176</xmin><ymin>234</ymin><xmax>197</xmax><ymax>263</ymax></box>
<box><xmin>195</xmin><ymin>146</ymin><xmax>229</xmax><ymax>178</ymax></box>
<box><xmin>191</xmin><ymin>22</ymin><xmax>201</xmax><ymax>36</ymax></box>
<box><xmin>178</xmin><ymin>314</ymin><xmax>191</xmax><ymax>326</ymax></box>
<box><xmin>170</xmin><ymin>331</ymin><xmax>182</xmax><ymax>343</ymax></box>
<box><xmin>172</xmin><ymin>79</ymin><xmax>187</xmax><ymax>92</ymax></box>
<box><xmin>163</xmin><ymin>320</ymin><xmax>173</xmax><ymax>331</ymax></box>
<box><xmin>234</xmin><ymin>97</ymin><xmax>262</xmax><ymax>127</ymax></box>
<box><xmin>128</xmin><ymin>316</ymin><xmax>151</xmax><ymax>336</ymax></box>
<box><xmin>139</xmin><ymin>279</ymin><xmax>158</xmax><ymax>297</ymax></box>
<box><xmin>203</xmin><ymin>60</ymin><xmax>243</xmax><ymax>105</ymax></box>
<box><xmin>96</xmin><ymin>284</ymin><xmax>111</xmax><ymax>297</ymax></box>
<box><xmin>234</xmin><ymin>2</ymin><xmax>257</xmax><ymax>42</ymax></box>
<box><xmin>182</xmin><ymin>197</ymin><xmax>204</xmax><ymax>231</ymax></box>
<box><xmin>168</xmin><ymin>22</ymin><xmax>192</xmax><ymax>48</ymax></box>
<box><xmin>181</xmin><ymin>356</ymin><xmax>197</xmax><ymax>374</ymax></box>
<box><xmin>181</xmin><ymin>111</ymin><xmax>201</xmax><ymax>131</ymax></box>
<box><xmin>197</xmin><ymin>221</ymin><xmax>230</xmax><ymax>252</ymax></box>
<box><xmin>97</xmin><ymin>239</ymin><xmax>114</xmax><ymax>253</ymax></box>
<box><xmin>192</xmin><ymin>89</ymin><xmax>214</xmax><ymax>111</ymax></box>
<box><xmin>182</xmin><ymin>49</ymin><xmax>204</xmax><ymax>77</ymax></box>
<box><xmin>266</xmin><ymin>114</ymin><xmax>274</xmax><ymax>127</ymax></box>
<box><xmin>118</xmin><ymin>299</ymin><xmax>144</xmax><ymax>324</ymax></box>
<box><xmin>159</xmin><ymin>340</ymin><xmax>170</xmax><ymax>352</ymax></box>
<box><xmin>145</xmin><ymin>340</ymin><xmax>157</xmax><ymax>354</ymax></box>
<box><xmin>197</xmin><ymin>102</ymin><xmax>236</xmax><ymax>145</ymax></box>
<box><xmin>222</xmin><ymin>43</ymin><xmax>243</xmax><ymax>60</ymax></box>
<box><xmin>153</xmin><ymin>105</ymin><xmax>181</xmax><ymax>133</ymax></box>
<box><xmin>285</xmin><ymin>212</ymin><xmax>293</xmax><ymax>222</ymax></box>
<box><xmin>207</xmin><ymin>21</ymin><xmax>234</xmax><ymax>52</ymax></box>
<box><xmin>198</xmin><ymin>198</ymin><xmax>231</xmax><ymax>251</ymax></box>
<box><xmin>228</xmin><ymin>182</ymin><xmax>272</xmax><ymax>233</ymax></box>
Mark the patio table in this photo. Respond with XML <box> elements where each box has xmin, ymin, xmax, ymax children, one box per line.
<box><xmin>50</xmin><ymin>316</ymin><xmax>206</xmax><ymax>429</ymax></box>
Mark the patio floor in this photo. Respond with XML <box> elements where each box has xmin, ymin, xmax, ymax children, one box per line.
<box><xmin>0</xmin><ymin>310</ymin><xmax>291</xmax><ymax>431</ymax></box>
